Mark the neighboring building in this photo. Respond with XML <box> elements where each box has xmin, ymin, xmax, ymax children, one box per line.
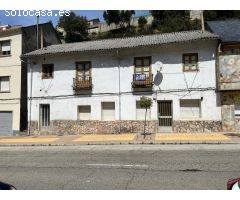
<box><xmin>0</xmin><ymin>22</ymin><xmax>61</xmax><ymax>135</ymax></box>
<box><xmin>87</xmin><ymin>14</ymin><xmax>154</xmax><ymax>34</ymax></box>
<box><xmin>190</xmin><ymin>10</ymin><xmax>202</xmax><ymax>20</ymax></box>
<box><xmin>87</xmin><ymin>11</ymin><xmax>199</xmax><ymax>35</ymax></box>
<box><xmin>24</xmin><ymin>30</ymin><xmax>222</xmax><ymax>135</ymax></box>
<box><xmin>207</xmin><ymin>19</ymin><xmax>240</xmax><ymax>132</ymax></box>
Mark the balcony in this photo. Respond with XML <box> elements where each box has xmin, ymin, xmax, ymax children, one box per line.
<box><xmin>73</xmin><ymin>77</ymin><xmax>92</xmax><ymax>90</ymax></box>
<box><xmin>132</xmin><ymin>74</ymin><xmax>153</xmax><ymax>88</ymax></box>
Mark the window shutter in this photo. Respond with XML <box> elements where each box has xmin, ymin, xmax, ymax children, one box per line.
<box><xmin>0</xmin><ymin>77</ymin><xmax>10</xmax><ymax>92</ymax></box>
<box><xmin>180</xmin><ymin>99</ymin><xmax>201</xmax><ymax>119</ymax></box>
<box><xmin>78</xmin><ymin>106</ymin><xmax>91</xmax><ymax>120</ymax></box>
<box><xmin>102</xmin><ymin>102</ymin><xmax>115</xmax><ymax>121</ymax></box>
<box><xmin>1</xmin><ymin>41</ymin><xmax>11</xmax><ymax>52</ymax></box>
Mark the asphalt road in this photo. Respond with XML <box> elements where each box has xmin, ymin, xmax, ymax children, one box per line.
<box><xmin>0</xmin><ymin>145</ymin><xmax>240</xmax><ymax>190</ymax></box>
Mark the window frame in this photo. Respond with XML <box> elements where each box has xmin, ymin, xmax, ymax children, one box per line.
<box><xmin>134</xmin><ymin>56</ymin><xmax>152</xmax><ymax>76</ymax></box>
<box><xmin>0</xmin><ymin>40</ymin><xmax>11</xmax><ymax>56</ymax></box>
<box><xmin>78</xmin><ymin>105</ymin><xmax>91</xmax><ymax>120</ymax></box>
<box><xmin>42</xmin><ymin>64</ymin><xmax>54</xmax><ymax>79</ymax></box>
<box><xmin>101</xmin><ymin>102</ymin><xmax>115</xmax><ymax>121</ymax></box>
<box><xmin>182</xmin><ymin>53</ymin><xmax>199</xmax><ymax>72</ymax></box>
<box><xmin>76</xmin><ymin>61</ymin><xmax>92</xmax><ymax>80</ymax></box>
<box><xmin>0</xmin><ymin>76</ymin><xmax>10</xmax><ymax>93</ymax></box>
<box><xmin>179</xmin><ymin>99</ymin><xmax>201</xmax><ymax>119</ymax></box>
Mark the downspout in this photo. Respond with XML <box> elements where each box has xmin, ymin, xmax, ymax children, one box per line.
<box><xmin>28</xmin><ymin>60</ymin><xmax>33</xmax><ymax>136</ymax></box>
<box><xmin>116</xmin><ymin>50</ymin><xmax>121</xmax><ymax>134</ymax></box>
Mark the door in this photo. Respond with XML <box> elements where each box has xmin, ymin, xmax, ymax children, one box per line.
<box><xmin>76</xmin><ymin>62</ymin><xmax>91</xmax><ymax>80</ymax></box>
<box><xmin>0</xmin><ymin>111</ymin><xmax>13</xmax><ymax>135</ymax></box>
<box><xmin>158</xmin><ymin>101</ymin><xmax>172</xmax><ymax>132</ymax></box>
<box><xmin>40</xmin><ymin>104</ymin><xmax>50</xmax><ymax>128</ymax></box>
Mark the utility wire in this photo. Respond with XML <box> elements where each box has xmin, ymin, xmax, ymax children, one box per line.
<box><xmin>0</xmin><ymin>87</ymin><xmax>216</xmax><ymax>101</ymax></box>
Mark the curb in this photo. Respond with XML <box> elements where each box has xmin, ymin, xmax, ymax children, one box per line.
<box><xmin>0</xmin><ymin>141</ymin><xmax>239</xmax><ymax>147</ymax></box>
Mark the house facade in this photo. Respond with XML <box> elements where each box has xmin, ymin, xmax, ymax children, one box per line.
<box><xmin>0</xmin><ymin>22</ymin><xmax>61</xmax><ymax>135</ymax></box>
<box><xmin>207</xmin><ymin>19</ymin><xmax>240</xmax><ymax>132</ymax></box>
<box><xmin>24</xmin><ymin>31</ymin><xmax>222</xmax><ymax>135</ymax></box>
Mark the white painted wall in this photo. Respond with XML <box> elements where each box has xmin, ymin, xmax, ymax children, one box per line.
<box><xmin>28</xmin><ymin>39</ymin><xmax>221</xmax><ymax>124</ymax></box>
<box><xmin>0</xmin><ymin>31</ymin><xmax>22</xmax><ymax>131</ymax></box>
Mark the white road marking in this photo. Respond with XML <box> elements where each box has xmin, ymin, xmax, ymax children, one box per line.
<box><xmin>86</xmin><ymin>163</ymin><xmax>149</xmax><ymax>169</ymax></box>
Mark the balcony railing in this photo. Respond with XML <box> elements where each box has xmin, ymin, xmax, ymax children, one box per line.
<box><xmin>132</xmin><ymin>74</ymin><xmax>153</xmax><ymax>88</ymax></box>
<box><xmin>73</xmin><ymin>77</ymin><xmax>92</xmax><ymax>90</ymax></box>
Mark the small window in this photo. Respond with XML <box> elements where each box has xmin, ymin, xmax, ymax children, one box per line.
<box><xmin>42</xmin><ymin>64</ymin><xmax>54</xmax><ymax>79</ymax></box>
<box><xmin>136</xmin><ymin>101</ymin><xmax>151</xmax><ymax>120</ymax></box>
<box><xmin>40</xmin><ymin>104</ymin><xmax>50</xmax><ymax>127</ymax></box>
<box><xmin>78</xmin><ymin>106</ymin><xmax>91</xmax><ymax>120</ymax></box>
<box><xmin>183</xmin><ymin>53</ymin><xmax>198</xmax><ymax>72</ymax></box>
<box><xmin>180</xmin><ymin>99</ymin><xmax>201</xmax><ymax>119</ymax></box>
<box><xmin>0</xmin><ymin>76</ymin><xmax>10</xmax><ymax>92</ymax></box>
<box><xmin>101</xmin><ymin>102</ymin><xmax>115</xmax><ymax>121</ymax></box>
<box><xmin>0</xmin><ymin>40</ymin><xmax>11</xmax><ymax>56</ymax></box>
<box><xmin>235</xmin><ymin>105</ymin><xmax>240</xmax><ymax>118</ymax></box>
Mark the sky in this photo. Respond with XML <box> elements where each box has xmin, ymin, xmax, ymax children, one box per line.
<box><xmin>0</xmin><ymin>10</ymin><xmax>149</xmax><ymax>27</ymax></box>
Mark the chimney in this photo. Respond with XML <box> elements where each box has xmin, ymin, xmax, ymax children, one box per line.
<box><xmin>201</xmin><ymin>11</ymin><xmax>205</xmax><ymax>32</ymax></box>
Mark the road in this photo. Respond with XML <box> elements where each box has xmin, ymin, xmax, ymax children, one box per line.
<box><xmin>0</xmin><ymin>145</ymin><xmax>240</xmax><ymax>190</ymax></box>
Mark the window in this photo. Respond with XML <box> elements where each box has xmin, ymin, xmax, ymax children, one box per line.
<box><xmin>76</xmin><ymin>62</ymin><xmax>91</xmax><ymax>80</ymax></box>
<box><xmin>40</xmin><ymin>104</ymin><xmax>50</xmax><ymax>127</ymax></box>
<box><xmin>134</xmin><ymin>57</ymin><xmax>151</xmax><ymax>80</ymax></box>
<box><xmin>180</xmin><ymin>99</ymin><xmax>201</xmax><ymax>119</ymax></box>
<box><xmin>101</xmin><ymin>102</ymin><xmax>115</xmax><ymax>121</ymax></box>
<box><xmin>183</xmin><ymin>53</ymin><xmax>198</xmax><ymax>72</ymax></box>
<box><xmin>42</xmin><ymin>64</ymin><xmax>54</xmax><ymax>79</ymax></box>
<box><xmin>0</xmin><ymin>76</ymin><xmax>10</xmax><ymax>92</ymax></box>
<box><xmin>0</xmin><ymin>40</ymin><xmax>11</xmax><ymax>56</ymax></box>
<box><xmin>235</xmin><ymin>105</ymin><xmax>240</xmax><ymax>118</ymax></box>
<box><xmin>78</xmin><ymin>106</ymin><xmax>91</xmax><ymax>120</ymax></box>
<box><xmin>224</xmin><ymin>48</ymin><xmax>240</xmax><ymax>55</ymax></box>
<box><xmin>136</xmin><ymin>101</ymin><xmax>151</xmax><ymax>120</ymax></box>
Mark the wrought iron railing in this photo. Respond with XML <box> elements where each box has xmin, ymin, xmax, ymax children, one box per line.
<box><xmin>73</xmin><ymin>77</ymin><xmax>92</xmax><ymax>90</ymax></box>
<box><xmin>132</xmin><ymin>74</ymin><xmax>153</xmax><ymax>88</ymax></box>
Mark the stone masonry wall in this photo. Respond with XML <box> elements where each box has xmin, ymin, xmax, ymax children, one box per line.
<box><xmin>30</xmin><ymin>120</ymin><xmax>159</xmax><ymax>135</ymax></box>
<box><xmin>172</xmin><ymin>120</ymin><xmax>222</xmax><ymax>133</ymax></box>
<box><xmin>30</xmin><ymin>120</ymin><xmax>222</xmax><ymax>135</ymax></box>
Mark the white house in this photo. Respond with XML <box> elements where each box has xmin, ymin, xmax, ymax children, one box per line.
<box><xmin>24</xmin><ymin>30</ymin><xmax>222</xmax><ymax>134</ymax></box>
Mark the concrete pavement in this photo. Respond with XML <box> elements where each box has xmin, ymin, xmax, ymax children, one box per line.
<box><xmin>0</xmin><ymin>145</ymin><xmax>240</xmax><ymax>189</ymax></box>
<box><xmin>0</xmin><ymin>133</ymin><xmax>238</xmax><ymax>145</ymax></box>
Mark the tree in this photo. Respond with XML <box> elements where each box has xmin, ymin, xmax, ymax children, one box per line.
<box><xmin>138</xmin><ymin>16</ymin><xmax>147</xmax><ymax>33</ymax></box>
<box><xmin>204</xmin><ymin>10</ymin><xmax>240</xmax><ymax>21</ymax></box>
<box><xmin>103</xmin><ymin>10</ymin><xmax>135</xmax><ymax>29</ymax></box>
<box><xmin>58</xmin><ymin>11</ymin><xmax>89</xmax><ymax>43</ymax></box>
<box><xmin>139</xmin><ymin>96</ymin><xmax>153</xmax><ymax>138</ymax></box>
<box><xmin>150</xmin><ymin>11</ymin><xmax>193</xmax><ymax>33</ymax></box>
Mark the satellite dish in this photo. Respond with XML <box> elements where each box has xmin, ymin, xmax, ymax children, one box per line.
<box><xmin>154</xmin><ymin>61</ymin><xmax>164</xmax><ymax>86</ymax></box>
<box><xmin>154</xmin><ymin>71</ymin><xmax>163</xmax><ymax>86</ymax></box>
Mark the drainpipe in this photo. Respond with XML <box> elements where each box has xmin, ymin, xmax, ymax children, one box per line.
<box><xmin>116</xmin><ymin>50</ymin><xmax>121</xmax><ymax>134</ymax></box>
<box><xmin>28</xmin><ymin>60</ymin><xmax>33</xmax><ymax>136</ymax></box>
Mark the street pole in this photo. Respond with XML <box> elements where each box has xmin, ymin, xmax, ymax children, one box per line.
<box><xmin>28</xmin><ymin>15</ymin><xmax>39</xmax><ymax>136</ymax></box>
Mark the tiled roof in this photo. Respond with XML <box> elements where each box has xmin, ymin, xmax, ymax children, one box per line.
<box><xmin>23</xmin><ymin>30</ymin><xmax>219</xmax><ymax>57</ymax></box>
<box><xmin>206</xmin><ymin>19</ymin><xmax>240</xmax><ymax>43</ymax></box>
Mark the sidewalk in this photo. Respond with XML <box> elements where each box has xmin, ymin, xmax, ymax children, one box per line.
<box><xmin>0</xmin><ymin>132</ymin><xmax>239</xmax><ymax>146</ymax></box>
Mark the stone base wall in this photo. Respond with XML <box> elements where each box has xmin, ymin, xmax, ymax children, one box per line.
<box><xmin>30</xmin><ymin>120</ymin><xmax>159</xmax><ymax>135</ymax></box>
<box><xmin>30</xmin><ymin>119</ymin><xmax>223</xmax><ymax>135</ymax></box>
<box><xmin>172</xmin><ymin>120</ymin><xmax>222</xmax><ymax>133</ymax></box>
